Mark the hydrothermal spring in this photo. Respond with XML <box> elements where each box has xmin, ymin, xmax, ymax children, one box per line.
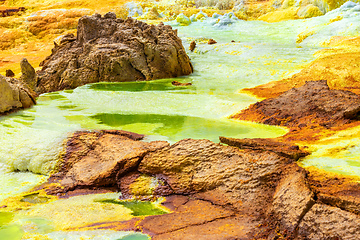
<box><xmin>1</xmin><ymin>3</ymin><xmax>360</xmax><ymax>239</ymax></box>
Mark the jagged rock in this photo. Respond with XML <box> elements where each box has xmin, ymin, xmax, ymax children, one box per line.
<box><xmin>219</xmin><ymin>136</ymin><xmax>309</xmax><ymax>160</ymax></box>
<box><xmin>232</xmin><ymin>80</ymin><xmax>360</xmax><ymax>128</ymax></box>
<box><xmin>189</xmin><ymin>40</ymin><xmax>196</xmax><ymax>51</ymax></box>
<box><xmin>45</xmin><ymin>130</ymin><xmax>169</xmax><ymax>194</ymax></box>
<box><xmin>272</xmin><ymin>166</ymin><xmax>315</xmax><ymax>234</ymax></box>
<box><xmin>40</xmin><ymin>132</ymin><xmax>360</xmax><ymax>238</ymax></box>
<box><xmin>36</xmin><ymin>13</ymin><xmax>193</xmax><ymax>94</ymax></box>
<box><xmin>5</xmin><ymin>69</ymin><xmax>14</xmax><ymax>77</ymax></box>
<box><xmin>138</xmin><ymin>138</ymin><xmax>294</xmax><ymax>216</ymax></box>
<box><xmin>298</xmin><ymin>203</ymin><xmax>360</xmax><ymax>239</ymax></box>
<box><xmin>307</xmin><ymin>170</ymin><xmax>360</xmax><ymax>215</ymax></box>
<box><xmin>0</xmin><ymin>74</ymin><xmax>36</xmax><ymax>114</ymax></box>
<box><xmin>140</xmin><ymin>199</ymin><xmax>234</xmax><ymax>235</ymax></box>
<box><xmin>20</xmin><ymin>58</ymin><xmax>37</xmax><ymax>90</ymax></box>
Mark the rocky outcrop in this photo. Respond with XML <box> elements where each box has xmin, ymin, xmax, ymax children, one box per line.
<box><xmin>271</xmin><ymin>166</ymin><xmax>315</xmax><ymax>234</ymax></box>
<box><xmin>219</xmin><ymin>136</ymin><xmax>309</xmax><ymax>160</ymax></box>
<box><xmin>298</xmin><ymin>204</ymin><xmax>360</xmax><ymax>239</ymax></box>
<box><xmin>232</xmin><ymin>80</ymin><xmax>360</xmax><ymax>129</ymax></box>
<box><xmin>41</xmin><ymin>131</ymin><xmax>360</xmax><ymax>239</ymax></box>
<box><xmin>0</xmin><ymin>74</ymin><xmax>36</xmax><ymax>114</ymax></box>
<box><xmin>44</xmin><ymin>130</ymin><xmax>168</xmax><ymax>195</ymax></box>
<box><xmin>138</xmin><ymin>139</ymin><xmax>294</xmax><ymax>215</ymax></box>
<box><xmin>20</xmin><ymin>58</ymin><xmax>37</xmax><ymax>90</ymax></box>
<box><xmin>36</xmin><ymin>13</ymin><xmax>193</xmax><ymax>94</ymax></box>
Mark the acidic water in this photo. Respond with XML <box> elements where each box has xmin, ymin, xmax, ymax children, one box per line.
<box><xmin>1</xmin><ymin>3</ymin><xmax>360</xmax><ymax>238</ymax></box>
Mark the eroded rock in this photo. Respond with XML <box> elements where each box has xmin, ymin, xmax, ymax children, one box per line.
<box><xmin>45</xmin><ymin>130</ymin><xmax>169</xmax><ymax>194</ymax></box>
<box><xmin>307</xmin><ymin>170</ymin><xmax>360</xmax><ymax>215</ymax></box>
<box><xmin>219</xmin><ymin>136</ymin><xmax>309</xmax><ymax>160</ymax></box>
<box><xmin>40</xmin><ymin>131</ymin><xmax>360</xmax><ymax>239</ymax></box>
<box><xmin>0</xmin><ymin>74</ymin><xmax>36</xmax><ymax>114</ymax></box>
<box><xmin>233</xmin><ymin>80</ymin><xmax>360</xmax><ymax>128</ymax></box>
<box><xmin>298</xmin><ymin>203</ymin><xmax>360</xmax><ymax>239</ymax></box>
<box><xmin>138</xmin><ymin>138</ymin><xmax>294</xmax><ymax>216</ymax></box>
<box><xmin>36</xmin><ymin>13</ymin><xmax>193</xmax><ymax>94</ymax></box>
<box><xmin>272</xmin><ymin>166</ymin><xmax>315</xmax><ymax>234</ymax></box>
<box><xmin>20</xmin><ymin>58</ymin><xmax>37</xmax><ymax>90</ymax></box>
<box><xmin>140</xmin><ymin>199</ymin><xmax>234</xmax><ymax>235</ymax></box>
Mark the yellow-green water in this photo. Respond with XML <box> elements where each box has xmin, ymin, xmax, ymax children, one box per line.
<box><xmin>1</xmin><ymin>3</ymin><xmax>360</xmax><ymax>238</ymax></box>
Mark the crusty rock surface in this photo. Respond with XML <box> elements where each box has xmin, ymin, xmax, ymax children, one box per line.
<box><xmin>45</xmin><ymin>130</ymin><xmax>169</xmax><ymax>194</ymax></box>
<box><xmin>232</xmin><ymin>80</ymin><xmax>360</xmax><ymax>128</ymax></box>
<box><xmin>298</xmin><ymin>203</ymin><xmax>360</xmax><ymax>239</ymax></box>
<box><xmin>0</xmin><ymin>74</ymin><xmax>36</xmax><ymax>114</ymax></box>
<box><xmin>42</xmin><ymin>131</ymin><xmax>360</xmax><ymax>239</ymax></box>
<box><xmin>36</xmin><ymin>13</ymin><xmax>193</xmax><ymax>94</ymax></box>
<box><xmin>219</xmin><ymin>136</ymin><xmax>309</xmax><ymax>160</ymax></box>
<box><xmin>20</xmin><ymin>58</ymin><xmax>37</xmax><ymax>90</ymax></box>
<box><xmin>272</xmin><ymin>166</ymin><xmax>315</xmax><ymax>234</ymax></box>
<box><xmin>138</xmin><ymin>138</ymin><xmax>294</xmax><ymax>216</ymax></box>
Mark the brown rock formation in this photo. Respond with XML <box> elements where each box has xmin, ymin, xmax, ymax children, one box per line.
<box><xmin>233</xmin><ymin>80</ymin><xmax>360</xmax><ymax>129</ymax></box>
<box><xmin>207</xmin><ymin>39</ymin><xmax>217</xmax><ymax>44</ymax></box>
<box><xmin>189</xmin><ymin>40</ymin><xmax>196</xmax><ymax>51</ymax></box>
<box><xmin>5</xmin><ymin>69</ymin><xmax>14</xmax><ymax>77</ymax></box>
<box><xmin>0</xmin><ymin>74</ymin><xmax>36</xmax><ymax>115</ymax></box>
<box><xmin>140</xmin><ymin>199</ymin><xmax>234</xmax><ymax>235</ymax></box>
<box><xmin>42</xmin><ymin>131</ymin><xmax>360</xmax><ymax>239</ymax></box>
<box><xmin>20</xmin><ymin>58</ymin><xmax>37</xmax><ymax>90</ymax></box>
<box><xmin>298</xmin><ymin>204</ymin><xmax>360</xmax><ymax>239</ymax></box>
<box><xmin>0</xmin><ymin>7</ymin><xmax>25</xmax><ymax>17</ymax></box>
<box><xmin>138</xmin><ymin>138</ymin><xmax>294</xmax><ymax>214</ymax></box>
<box><xmin>271</xmin><ymin>165</ymin><xmax>315</xmax><ymax>234</ymax></box>
<box><xmin>219</xmin><ymin>136</ymin><xmax>309</xmax><ymax>160</ymax></box>
<box><xmin>44</xmin><ymin>130</ymin><xmax>169</xmax><ymax>195</ymax></box>
<box><xmin>307</xmin><ymin>169</ymin><xmax>360</xmax><ymax>215</ymax></box>
<box><xmin>36</xmin><ymin>13</ymin><xmax>193</xmax><ymax>94</ymax></box>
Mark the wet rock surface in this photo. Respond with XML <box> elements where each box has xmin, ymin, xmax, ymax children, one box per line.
<box><xmin>233</xmin><ymin>80</ymin><xmax>360</xmax><ymax>129</ymax></box>
<box><xmin>42</xmin><ymin>131</ymin><xmax>360</xmax><ymax>239</ymax></box>
<box><xmin>0</xmin><ymin>74</ymin><xmax>36</xmax><ymax>114</ymax></box>
<box><xmin>36</xmin><ymin>13</ymin><xmax>193</xmax><ymax>94</ymax></box>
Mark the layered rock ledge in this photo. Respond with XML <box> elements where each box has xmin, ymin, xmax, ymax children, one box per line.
<box><xmin>35</xmin><ymin>130</ymin><xmax>360</xmax><ymax>239</ymax></box>
<box><xmin>0</xmin><ymin>74</ymin><xmax>36</xmax><ymax>115</ymax></box>
<box><xmin>232</xmin><ymin>80</ymin><xmax>360</xmax><ymax>141</ymax></box>
<box><xmin>36</xmin><ymin>13</ymin><xmax>193</xmax><ymax>94</ymax></box>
